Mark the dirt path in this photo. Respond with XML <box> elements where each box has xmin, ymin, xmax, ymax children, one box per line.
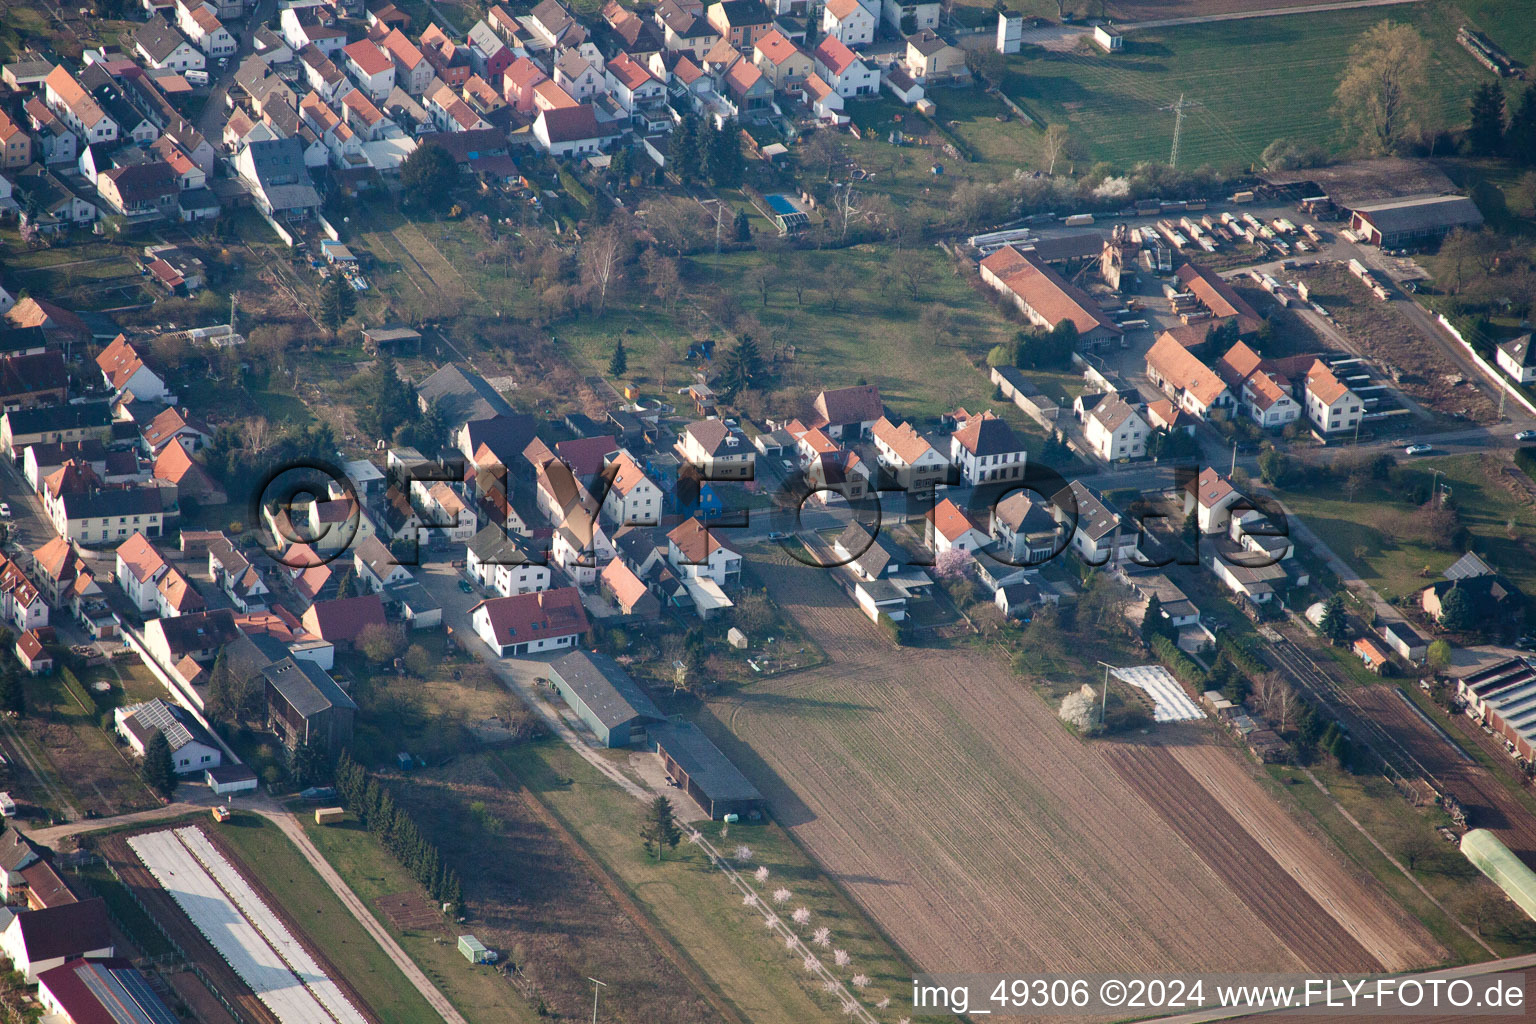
<box><xmin>1114</xmin><ymin>0</ymin><xmax>1425</xmax><ymax>28</ymax></box>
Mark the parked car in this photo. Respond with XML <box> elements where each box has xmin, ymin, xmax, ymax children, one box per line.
<box><xmin>0</xmin><ymin>503</ymin><xmax>11</xmax><ymax>518</ymax></box>
<box><xmin>1404</xmin><ymin>444</ymin><xmax>1432</xmax><ymax>455</ymax></box>
<box><xmin>458</xmin><ymin>580</ymin><xmax>474</xmax><ymax>594</ymax></box>
<box><xmin>1515</xmin><ymin>430</ymin><xmax>1536</xmax><ymax>442</ymax></box>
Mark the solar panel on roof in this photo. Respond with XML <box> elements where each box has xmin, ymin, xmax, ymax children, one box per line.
<box><xmin>129</xmin><ymin>700</ymin><xmax>194</xmax><ymax>751</ymax></box>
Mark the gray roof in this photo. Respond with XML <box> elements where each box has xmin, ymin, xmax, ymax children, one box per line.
<box><xmin>61</xmin><ymin>487</ymin><xmax>164</xmax><ymax>520</ymax></box>
<box><xmin>245</xmin><ymin>136</ymin><xmax>307</xmax><ymax>187</ymax></box>
<box><xmin>4</xmin><ymin>401</ymin><xmax>111</xmax><ymax>437</ymax></box>
<box><xmin>651</xmin><ymin>721</ymin><xmax>761</xmax><ymax>804</ymax></box>
<box><xmin>263</xmin><ymin>656</ymin><xmax>357</xmax><ymax>718</ymax></box>
<box><xmin>417</xmin><ymin>363</ymin><xmax>514</xmax><ymax>427</ymax></box>
<box><xmin>548</xmin><ymin>650</ymin><xmax>663</xmax><ymax>730</ymax></box>
<box><xmin>467</xmin><ymin>523</ymin><xmax>542</xmax><ymax>565</ymax></box>
<box><xmin>1053</xmin><ymin>480</ymin><xmax>1121</xmax><ymax>542</ymax></box>
<box><xmin>134</xmin><ymin>17</ymin><xmax>196</xmax><ymax>62</ymax></box>
<box><xmin>121</xmin><ymin>698</ymin><xmax>214</xmax><ymax>755</ymax></box>
<box><xmin>1499</xmin><ymin>334</ymin><xmax>1536</xmax><ymax>369</ymax></box>
<box><xmin>1352</xmin><ymin>194</ymin><xmax>1483</xmax><ymax>236</ymax></box>
<box><xmin>1089</xmin><ymin>393</ymin><xmax>1143</xmax><ymax>433</ymax></box>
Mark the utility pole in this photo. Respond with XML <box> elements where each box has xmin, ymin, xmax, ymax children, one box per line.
<box><xmin>1161</xmin><ymin>94</ymin><xmax>1203</xmax><ymax>169</ymax></box>
<box><xmin>588</xmin><ymin>977</ymin><xmax>607</xmax><ymax>1024</ymax></box>
<box><xmin>1096</xmin><ymin>660</ymin><xmax>1115</xmax><ymax>726</ymax></box>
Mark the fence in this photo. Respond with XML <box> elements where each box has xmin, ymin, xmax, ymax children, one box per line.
<box><xmin>1436</xmin><ymin>314</ymin><xmax>1536</xmax><ymax>418</ymax></box>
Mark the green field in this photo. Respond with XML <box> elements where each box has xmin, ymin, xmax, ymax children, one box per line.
<box><xmin>1455</xmin><ymin>0</ymin><xmax>1536</xmax><ymax>60</ymax></box>
<box><xmin>1002</xmin><ymin>5</ymin><xmax>1490</xmax><ymax>171</ymax></box>
<box><xmin>1277</xmin><ymin>453</ymin><xmax>1536</xmax><ymax>606</ymax></box>
<box><xmin>214</xmin><ymin>813</ymin><xmax>443</xmax><ymax>1024</ymax></box>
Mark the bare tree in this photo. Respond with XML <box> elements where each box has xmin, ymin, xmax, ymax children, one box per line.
<box><xmin>748</xmin><ymin>265</ymin><xmax>772</xmax><ymax>307</ymax></box>
<box><xmin>1333</xmin><ymin>20</ymin><xmax>1429</xmax><ymax>154</ymax></box>
<box><xmin>644</xmin><ymin>250</ymin><xmax>683</xmax><ymax>311</ymax></box>
<box><xmin>1041</xmin><ymin>124</ymin><xmax>1070</xmax><ymax>176</ymax></box>
<box><xmin>1394</xmin><ymin>828</ymin><xmax>1439</xmax><ymax>873</ymax></box>
<box><xmin>920</xmin><ymin>304</ymin><xmax>954</xmax><ymax>346</ymax></box>
<box><xmin>580</xmin><ymin>227</ymin><xmax>625</xmax><ymax>314</ymax></box>
<box><xmin>894</xmin><ymin>249</ymin><xmax>931</xmax><ymax>301</ymax></box>
<box><xmin>823</xmin><ymin>262</ymin><xmax>856</xmax><ymax>311</ymax></box>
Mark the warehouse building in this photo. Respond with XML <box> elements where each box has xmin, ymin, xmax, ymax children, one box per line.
<box><xmin>547</xmin><ymin>650</ymin><xmax>663</xmax><ymax>747</ymax></box>
<box><xmin>1348</xmin><ymin>194</ymin><xmax>1482</xmax><ymax>248</ymax></box>
<box><xmin>652</xmin><ymin>721</ymin><xmax>763</xmax><ymax>820</ymax></box>
<box><xmin>1456</xmin><ymin>657</ymin><xmax>1536</xmax><ymax>762</ymax></box>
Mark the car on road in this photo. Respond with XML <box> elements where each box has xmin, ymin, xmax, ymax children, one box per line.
<box><xmin>1516</xmin><ymin>430</ymin><xmax>1536</xmax><ymax>442</ymax></box>
<box><xmin>458</xmin><ymin>580</ymin><xmax>474</xmax><ymax>594</ymax></box>
<box><xmin>0</xmin><ymin>504</ymin><xmax>11</xmax><ymax>518</ymax></box>
<box><xmin>1404</xmin><ymin>444</ymin><xmax>1432</xmax><ymax>456</ymax></box>
<box><xmin>766</xmin><ymin>531</ymin><xmax>790</xmax><ymax>541</ymax></box>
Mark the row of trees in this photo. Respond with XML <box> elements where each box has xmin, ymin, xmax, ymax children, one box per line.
<box><xmin>1467</xmin><ymin>81</ymin><xmax>1536</xmax><ymax>164</ymax></box>
<box><xmin>334</xmin><ymin>751</ymin><xmax>464</xmax><ymax>911</ymax></box>
<box><xmin>669</xmin><ymin>115</ymin><xmax>745</xmax><ymax>187</ymax></box>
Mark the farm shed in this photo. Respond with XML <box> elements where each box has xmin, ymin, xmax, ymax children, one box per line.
<box><xmin>1456</xmin><ymin>658</ymin><xmax>1536</xmax><ymax>762</ymax></box>
<box><xmin>1352</xmin><ymin>638</ymin><xmax>1391</xmax><ymax>674</ymax></box>
<box><xmin>1348</xmin><ymin>195</ymin><xmax>1482</xmax><ymax>248</ymax></box>
<box><xmin>652</xmin><ymin>722</ymin><xmax>763</xmax><ymax>820</ymax></box>
<box><xmin>547</xmin><ymin>650</ymin><xmax>664</xmax><ymax>747</ymax></box>
<box><xmin>1461</xmin><ymin>829</ymin><xmax>1536</xmax><ymax>922</ymax></box>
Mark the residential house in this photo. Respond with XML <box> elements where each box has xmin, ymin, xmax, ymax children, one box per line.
<box><xmin>381</xmin><ymin>29</ymin><xmax>434</xmax><ymax>95</ymax></box>
<box><xmin>979</xmin><ymin>245</ymin><xmax>1123</xmax><ymax>348</ymax></box>
<box><xmin>133</xmin><ymin>17</ymin><xmax>206</xmax><ymax>71</ymax></box>
<box><xmin>1422</xmin><ymin>574</ymin><xmax>1524</xmax><ymax>631</ymax></box>
<box><xmin>1214</xmin><ymin>341</ymin><xmax>1301</xmax><ymax>429</ymax></box>
<box><xmin>605</xmin><ymin>53</ymin><xmax>666</xmax><ymax>123</ymax></box>
<box><xmin>1144</xmin><ymin>335</ymin><xmax>1232</xmax><ymax>420</ymax></box>
<box><xmin>753</xmin><ymin>29</ymin><xmax>811</xmax><ymax>88</ymax></box>
<box><xmin>1497</xmin><ymin>335</ymin><xmax>1536</xmax><ymax>385</ymax></box>
<box><xmin>114</xmin><ymin>698</ymin><xmax>221</xmax><ymax>773</ymax></box>
<box><xmin>471</xmin><ymin>587</ymin><xmax>590</xmax><ymax>656</ymax></box>
<box><xmin>1185</xmin><ymin>467</ymin><xmax>1249</xmax><ymax>535</ymax></box>
<box><xmin>1052</xmin><ymin>480</ymin><xmax>1138</xmax><ymax>566</ymax></box>
<box><xmin>676</xmin><ymin>420</ymin><xmax>754</xmax><ymax>479</ymax></box>
<box><xmin>343</xmin><ymin>38</ymin><xmax>396</xmax><ymax>101</ymax></box>
<box><xmin>44</xmin><ymin>66</ymin><xmax>118</xmax><ymax>143</ymax></box>
<box><xmin>467</xmin><ymin>525</ymin><xmax>550</xmax><ymax>596</ymax></box>
<box><xmin>14</xmin><ymin>631</ymin><xmax>50</xmax><ymax>675</ymax></box>
<box><xmin>904</xmin><ymin>30</ymin><xmax>966</xmax><ymax>81</ymax></box>
<box><xmin>659</xmin><ymin>5</ymin><xmax>719</xmax><ymax>58</ymax></box>
<box><xmin>708</xmin><ymin>0</ymin><xmax>775</xmax><ymax>50</ymax></box>
<box><xmin>141</xmin><ymin>406</ymin><xmax>211</xmax><ymax>453</ymax></box>
<box><xmin>0</xmin><ymin>554</ymin><xmax>47</xmax><ymax>633</ymax></box>
<box><xmin>530</xmin><ymin>0</ymin><xmax>589</xmax><ymax>49</ymax></box>
<box><xmin>1083</xmin><ymin>393</ymin><xmax>1148</xmax><ymax>462</ymax></box>
<box><xmin>555</xmin><ymin>49</ymin><xmax>605</xmax><ymax>100</ymax></box>
<box><xmin>207</xmin><ymin>534</ymin><xmax>269</xmax><ymax>611</ymax></box>
<box><xmin>1</xmin><ymin>401</ymin><xmax>112</xmax><ymax>454</ymax></box>
<box><xmin>532</xmin><ymin>103</ymin><xmax>606</xmax><ymax>156</ymax></box>
<box><xmin>174</xmin><ymin>0</ymin><xmax>236</xmax><ymax>57</ymax></box>
<box><xmin>667</xmin><ymin>516</ymin><xmax>741</xmax><ymax>587</ymax></box>
<box><xmin>1303</xmin><ymin>359</ymin><xmax>1362</xmax><ymax>434</ymax></box>
<box><xmin>870</xmin><ymin>416</ymin><xmax>947</xmax><ymax>490</ymax></box>
<box><xmin>949</xmin><ymin>413</ymin><xmax>1026</xmax><ymax>486</ymax></box>
<box><xmin>0</xmin><ymin>111</ymin><xmax>30</xmax><ymax>170</ymax></box>
<box><xmin>833</xmin><ymin>521</ymin><xmax>906</xmax><ymax>581</ymax></box>
<box><xmin>466</xmin><ymin>20</ymin><xmax>514</xmax><ymax>82</ymax></box>
<box><xmin>96</xmin><ymin>163</ymin><xmax>179</xmax><ymax>222</ymax></box>
<box><xmin>802</xmin><ymin>73</ymin><xmax>844</xmax><ymax>122</ymax></box>
<box><xmin>301</xmin><ymin>593</ymin><xmax>388</xmax><ymax>648</ymax></box>
<box><xmin>821</xmin><ymin>0</ymin><xmax>875</xmax><ymax>46</ymax></box>
<box><xmin>502</xmin><ymin>55</ymin><xmax>550</xmax><ymax>110</ymax></box>
<box><xmin>599</xmin><ymin>557</ymin><xmax>660</xmax><ymax>618</ymax></box>
<box><xmin>154</xmin><ymin>439</ymin><xmax>226</xmax><ymax>505</ymax></box>
<box><xmin>880</xmin><ymin>0</ymin><xmax>939</xmax><ymax>32</ymax></box>
<box><xmin>991</xmin><ymin>491</ymin><xmax>1061</xmax><ymax>565</ymax></box>
<box><xmin>599</xmin><ymin>452</ymin><xmax>662</xmax><ymax>525</ymax></box>
<box><xmin>141</xmin><ymin>608</ymin><xmax>239</xmax><ymax>668</ymax></box>
<box><xmin>811</xmin><ymin>35</ymin><xmax>875</xmax><ymax>97</ymax></box>
<box><xmin>0</xmin><ymin>352</ymin><xmax>66</xmax><ymax>410</ymax></box>
<box><xmin>926</xmin><ymin>498</ymin><xmax>989</xmax><ymax>557</ymax></box>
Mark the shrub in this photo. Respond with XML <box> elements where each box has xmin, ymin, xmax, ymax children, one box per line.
<box><xmin>1151</xmin><ymin>634</ymin><xmax>1205</xmax><ymax>690</ymax></box>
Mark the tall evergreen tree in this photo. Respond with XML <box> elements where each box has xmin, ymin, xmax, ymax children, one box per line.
<box><xmin>1319</xmin><ymin>594</ymin><xmax>1349</xmax><ymax>646</ymax></box>
<box><xmin>670</xmin><ymin>115</ymin><xmax>703</xmax><ymax>182</ymax></box>
<box><xmin>318</xmin><ymin>272</ymin><xmax>357</xmax><ymax>335</ymax></box>
<box><xmin>719</xmin><ymin>335</ymin><xmax>764</xmax><ymax>397</ymax></box>
<box><xmin>142</xmin><ymin>731</ymin><xmax>177</xmax><ymax>799</ymax></box>
<box><xmin>0</xmin><ymin>670</ymin><xmax>23</xmax><ymax>718</ymax></box>
<box><xmin>640</xmin><ymin>795</ymin><xmax>683</xmax><ymax>860</ymax></box>
<box><xmin>1468</xmin><ymin>82</ymin><xmax>1507</xmax><ymax>157</ymax></box>
<box><xmin>610</xmin><ymin>337</ymin><xmax>628</xmax><ymax>377</ymax></box>
<box><xmin>1509</xmin><ymin>85</ymin><xmax>1536</xmax><ymax>166</ymax></box>
<box><xmin>734</xmin><ymin>209</ymin><xmax>750</xmax><ymax>242</ymax></box>
<box><xmin>706</xmin><ymin>119</ymin><xmax>743</xmax><ymax>186</ymax></box>
<box><xmin>356</xmin><ymin>353</ymin><xmax>417</xmax><ymax>443</ymax></box>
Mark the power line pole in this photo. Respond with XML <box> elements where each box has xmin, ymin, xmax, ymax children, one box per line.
<box><xmin>1161</xmin><ymin>94</ymin><xmax>1203</xmax><ymax>169</ymax></box>
<box><xmin>588</xmin><ymin>977</ymin><xmax>607</xmax><ymax>1024</ymax></box>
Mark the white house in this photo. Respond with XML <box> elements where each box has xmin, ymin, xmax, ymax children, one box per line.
<box><xmin>667</xmin><ymin>517</ymin><xmax>741</xmax><ymax>587</ymax></box>
<box><xmin>343</xmin><ymin>38</ymin><xmax>397</xmax><ymax>102</ymax></box>
<box><xmin>532</xmin><ymin>104</ymin><xmax>606</xmax><ymax>157</ymax></box>
<box><xmin>991</xmin><ymin>492</ymin><xmax>1061</xmax><ymax>565</ymax></box>
<box><xmin>1302</xmin><ymin>359</ymin><xmax>1362</xmax><ymax>434</ymax></box>
<box><xmin>926</xmin><ymin>498</ymin><xmax>989</xmax><ymax>557</ymax></box>
<box><xmin>1052</xmin><ymin>481</ymin><xmax>1138</xmax><ymax>566</ymax></box>
<box><xmin>555</xmin><ymin>49</ymin><xmax>605</xmax><ymax>100</ymax></box>
<box><xmin>811</xmin><ymin>35</ymin><xmax>876</xmax><ymax>98</ymax></box>
<box><xmin>949</xmin><ymin>413</ymin><xmax>1026</xmax><ymax>487</ymax></box>
<box><xmin>96</xmin><ymin>335</ymin><xmax>172</xmax><ymax>402</ymax></box>
<box><xmin>114</xmin><ymin>698</ymin><xmax>222</xmax><ymax>774</ymax></box>
<box><xmin>413</xmin><ymin>481</ymin><xmax>476</xmax><ymax>546</ymax></box>
<box><xmin>822</xmin><ymin>0</ymin><xmax>876</xmax><ymax>47</ymax></box>
<box><xmin>1186</xmin><ymin>467</ymin><xmax>1247</xmax><ymax>535</ymax></box>
<box><xmin>1083</xmin><ymin>394</ymin><xmax>1148</xmax><ymax>463</ymax></box>
<box><xmin>466</xmin><ymin>525</ymin><xmax>551</xmax><ymax>596</ymax></box>
<box><xmin>352</xmin><ymin>535</ymin><xmax>412</xmax><ymax>593</ymax></box>
<box><xmin>471</xmin><ymin>588</ymin><xmax>589</xmax><ymax>657</ymax></box>
<box><xmin>880</xmin><ymin>0</ymin><xmax>938</xmax><ymax>32</ymax></box>
<box><xmin>1</xmin><ymin>902</ymin><xmax>113</xmax><ymax>983</ymax></box>
<box><xmin>114</xmin><ymin>532</ymin><xmax>170</xmax><ymax>614</ymax></box>
<box><xmin>1497</xmin><ymin>334</ymin><xmax>1536</xmax><ymax>385</ymax></box>
<box><xmin>677</xmin><ymin>420</ymin><xmax>755</xmax><ymax>479</ymax></box>
<box><xmin>550</xmin><ymin>515</ymin><xmax>615</xmax><ymax>585</ymax></box>
<box><xmin>599</xmin><ymin>453</ymin><xmax>662</xmax><ymax>526</ymax></box>
<box><xmin>175</xmin><ymin>0</ymin><xmax>236</xmax><ymax>56</ymax></box>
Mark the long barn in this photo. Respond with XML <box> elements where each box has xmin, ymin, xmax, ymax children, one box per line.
<box><xmin>652</xmin><ymin>722</ymin><xmax>763</xmax><ymax>821</ymax></box>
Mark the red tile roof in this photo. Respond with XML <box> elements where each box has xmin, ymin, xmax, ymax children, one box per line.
<box><xmin>472</xmin><ymin>587</ymin><xmax>589</xmax><ymax>645</ymax></box>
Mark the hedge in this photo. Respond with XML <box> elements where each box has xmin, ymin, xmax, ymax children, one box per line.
<box><xmin>1217</xmin><ymin>633</ymin><xmax>1267</xmax><ymax>677</ymax></box>
<box><xmin>558</xmin><ymin>167</ymin><xmax>594</xmax><ymax>212</ymax></box>
<box><xmin>1516</xmin><ymin>446</ymin><xmax>1536</xmax><ymax>484</ymax></box>
<box><xmin>1151</xmin><ymin>634</ymin><xmax>1206</xmax><ymax>690</ymax></box>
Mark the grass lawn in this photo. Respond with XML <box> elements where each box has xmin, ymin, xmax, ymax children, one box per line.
<box><xmin>1001</xmin><ymin>5</ymin><xmax>1488</xmax><ymax>171</ymax></box>
<box><xmin>1277</xmin><ymin>452</ymin><xmax>1536</xmax><ymax>607</ymax></box>
<box><xmin>294</xmin><ymin>809</ymin><xmax>539</xmax><ymax>1024</ymax></box>
<box><xmin>70</xmin><ymin>859</ymin><xmax>178</xmax><ymax>959</ymax></box>
<box><xmin>500</xmin><ymin>740</ymin><xmax>938</xmax><ymax>1024</ymax></box>
<box><xmin>214</xmin><ymin>812</ymin><xmax>443</xmax><ymax>1024</ymax></box>
<box><xmin>1266</xmin><ymin>762</ymin><xmax>1525</xmax><ymax>961</ymax></box>
<box><xmin>560</xmin><ymin>244</ymin><xmax>1024</xmax><ymax>424</ymax></box>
